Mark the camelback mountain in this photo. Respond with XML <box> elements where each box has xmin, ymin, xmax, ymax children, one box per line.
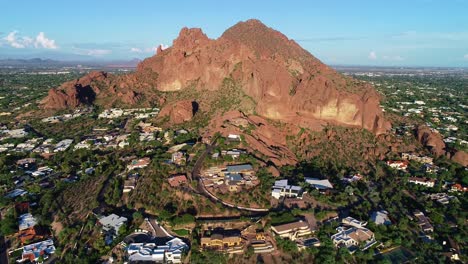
<box><xmin>42</xmin><ymin>19</ymin><xmax>391</xmax><ymax>135</ymax></box>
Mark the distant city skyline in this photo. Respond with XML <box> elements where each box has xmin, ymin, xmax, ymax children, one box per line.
<box><xmin>1</xmin><ymin>0</ymin><xmax>467</xmax><ymax>67</ymax></box>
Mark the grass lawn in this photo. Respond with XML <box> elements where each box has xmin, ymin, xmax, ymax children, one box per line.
<box><xmin>173</xmin><ymin>229</ymin><xmax>190</xmax><ymax>236</ymax></box>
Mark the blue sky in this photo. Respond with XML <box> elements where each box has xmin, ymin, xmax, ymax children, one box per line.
<box><xmin>1</xmin><ymin>0</ymin><xmax>467</xmax><ymax>66</ymax></box>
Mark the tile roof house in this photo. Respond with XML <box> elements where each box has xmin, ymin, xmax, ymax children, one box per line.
<box><xmin>168</xmin><ymin>174</ymin><xmax>188</xmax><ymax>187</ymax></box>
<box><xmin>331</xmin><ymin>226</ymin><xmax>375</xmax><ymax>252</ymax></box>
<box><xmin>127</xmin><ymin>157</ymin><xmax>151</xmax><ymax>170</ymax></box>
<box><xmin>386</xmin><ymin>160</ymin><xmax>409</xmax><ymax>170</ymax></box>
<box><xmin>18</xmin><ymin>226</ymin><xmax>50</xmax><ymax>244</ymax></box>
<box><xmin>200</xmin><ymin>229</ymin><xmax>242</xmax><ymax>250</ymax></box>
<box><xmin>408</xmin><ymin>177</ymin><xmax>436</xmax><ymax>188</ymax></box>
<box><xmin>271</xmin><ymin>220</ymin><xmax>312</xmax><ymax>241</ymax></box>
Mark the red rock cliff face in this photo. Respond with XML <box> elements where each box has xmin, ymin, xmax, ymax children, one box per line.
<box><xmin>42</xmin><ymin>19</ymin><xmax>390</xmax><ymax>134</ymax></box>
<box><xmin>137</xmin><ymin>19</ymin><xmax>390</xmax><ymax>134</ymax></box>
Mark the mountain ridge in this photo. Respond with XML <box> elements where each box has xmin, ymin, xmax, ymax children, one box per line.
<box><xmin>41</xmin><ymin>19</ymin><xmax>391</xmax><ymax>135</ymax></box>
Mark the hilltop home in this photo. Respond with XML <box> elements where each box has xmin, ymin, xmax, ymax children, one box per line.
<box><xmin>386</xmin><ymin>160</ymin><xmax>409</xmax><ymax>170</ymax></box>
<box><xmin>123</xmin><ymin>178</ymin><xmax>137</xmax><ymax>193</ymax></box>
<box><xmin>408</xmin><ymin>177</ymin><xmax>435</xmax><ymax>188</ymax></box>
<box><xmin>168</xmin><ymin>174</ymin><xmax>188</xmax><ymax>187</ymax></box>
<box><xmin>225</xmin><ymin>164</ymin><xmax>254</xmax><ymax>175</ymax></box>
<box><xmin>20</xmin><ymin>239</ymin><xmax>55</xmax><ymax>263</ymax></box>
<box><xmin>98</xmin><ymin>214</ymin><xmax>128</xmax><ymax>244</ymax></box>
<box><xmin>331</xmin><ymin>226</ymin><xmax>375</xmax><ymax>252</ymax></box>
<box><xmin>171</xmin><ymin>151</ymin><xmax>186</xmax><ymax>165</ymax></box>
<box><xmin>127</xmin><ymin>157</ymin><xmax>151</xmax><ymax>170</ymax></box>
<box><xmin>18</xmin><ymin>213</ymin><xmax>37</xmax><ymax>231</ymax></box>
<box><xmin>370</xmin><ymin>210</ymin><xmax>392</xmax><ymax>225</ymax></box>
<box><xmin>342</xmin><ymin>217</ymin><xmax>367</xmax><ymax>228</ymax></box>
<box><xmin>271</xmin><ymin>179</ymin><xmax>303</xmax><ymax>199</ymax></box>
<box><xmin>414</xmin><ymin>210</ymin><xmax>433</xmax><ymax>233</ymax></box>
<box><xmin>200</xmin><ymin>229</ymin><xmax>242</xmax><ymax>250</ymax></box>
<box><xmin>127</xmin><ymin>237</ymin><xmax>188</xmax><ymax>263</ymax></box>
<box><xmin>18</xmin><ymin>226</ymin><xmax>50</xmax><ymax>244</ymax></box>
<box><xmin>305</xmin><ymin>178</ymin><xmax>334</xmax><ymax>190</ymax></box>
<box><xmin>271</xmin><ymin>220</ymin><xmax>312</xmax><ymax>241</ymax></box>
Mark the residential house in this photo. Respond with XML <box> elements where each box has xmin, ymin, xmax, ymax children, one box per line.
<box><xmin>18</xmin><ymin>226</ymin><xmax>50</xmax><ymax>244</ymax></box>
<box><xmin>127</xmin><ymin>237</ymin><xmax>188</xmax><ymax>263</ymax></box>
<box><xmin>305</xmin><ymin>178</ymin><xmax>334</xmax><ymax>190</ymax></box>
<box><xmin>200</xmin><ymin>229</ymin><xmax>242</xmax><ymax>251</ymax></box>
<box><xmin>386</xmin><ymin>160</ymin><xmax>409</xmax><ymax>170</ymax></box>
<box><xmin>225</xmin><ymin>164</ymin><xmax>254</xmax><ymax>176</ymax></box>
<box><xmin>16</xmin><ymin>158</ymin><xmax>37</xmax><ymax>170</ymax></box>
<box><xmin>19</xmin><ymin>213</ymin><xmax>37</xmax><ymax>231</ymax></box>
<box><xmin>402</xmin><ymin>153</ymin><xmax>433</xmax><ymax>164</ymax></box>
<box><xmin>54</xmin><ymin>139</ymin><xmax>73</xmax><ymax>152</ymax></box>
<box><xmin>225</xmin><ymin>173</ymin><xmax>244</xmax><ymax>191</ymax></box>
<box><xmin>297</xmin><ymin>238</ymin><xmax>321</xmax><ymax>250</ymax></box>
<box><xmin>408</xmin><ymin>177</ymin><xmax>435</xmax><ymax>188</ymax></box>
<box><xmin>20</xmin><ymin>239</ymin><xmax>55</xmax><ymax>263</ymax></box>
<box><xmin>98</xmin><ymin>214</ymin><xmax>128</xmax><ymax>244</ymax></box>
<box><xmin>5</xmin><ymin>188</ymin><xmax>28</xmax><ymax>198</ymax></box>
<box><xmin>370</xmin><ymin>210</ymin><xmax>392</xmax><ymax>225</ymax></box>
<box><xmin>271</xmin><ymin>220</ymin><xmax>312</xmax><ymax>241</ymax></box>
<box><xmin>168</xmin><ymin>174</ymin><xmax>188</xmax><ymax>188</ymax></box>
<box><xmin>123</xmin><ymin>178</ymin><xmax>137</xmax><ymax>193</ymax></box>
<box><xmin>171</xmin><ymin>151</ymin><xmax>186</xmax><ymax>165</ymax></box>
<box><xmin>227</xmin><ymin>134</ymin><xmax>241</xmax><ymax>141</ymax></box>
<box><xmin>127</xmin><ymin>157</ymin><xmax>151</xmax><ymax>170</ymax></box>
<box><xmin>450</xmin><ymin>183</ymin><xmax>468</xmax><ymax>192</ymax></box>
<box><xmin>342</xmin><ymin>217</ymin><xmax>367</xmax><ymax>228</ymax></box>
<box><xmin>271</xmin><ymin>179</ymin><xmax>303</xmax><ymax>199</ymax></box>
<box><xmin>331</xmin><ymin>226</ymin><xmax>375</xmax><ymax>252</ymax></box>
<box><xmin>414</xmin><ymin>210</ymin><xmax>434</xmax><ymax>233</ymax></box>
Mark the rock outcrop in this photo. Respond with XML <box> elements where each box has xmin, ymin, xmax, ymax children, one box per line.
<box><xmin>451</xmin><ymin>150</ymin><xmax>468</xmax><ymax>167</ymax></box>
<box><xmin>42</xmin><ymin>19</ymin><xmax>390</xmax><ymax>135</ymax></box>
<box><xmin>415</xmin><ymin>125</ymin><xmax>446</xmax><ymax>157</ymax></box>
<box><xmin>159</xmin><ymin>100</ymin><xmax>198</xmax><ymax>124</ymax></box>
<box><xmin>202</xmin><ymin>111</ymin><xmax>298</xmax><ymax>167</ymax></box>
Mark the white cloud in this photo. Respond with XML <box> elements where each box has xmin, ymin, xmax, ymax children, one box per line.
<box><xmin>464</xmin><ymin>54</ymin><xmax>468</xmax><ymax>60</ymax></box>
<box><xmin>368</xmin><ymin>51</ymin><xmax>377</xmax><ymax>60</ymax></box>
<box><xmin>4</xmin><ymin>31</ymin><xmax>26</xmax><ymax>48</ymax></box>
<box><xmin>34</xmin><ymin>32</ymin><xmax>57</xmax><ymax>49</ymax></box>
<box><xmin>130</xmin><ymin>47</ymin><xmax>142</xmax><ymax>53</ymax></box>
<box><xmin>3</xmin><ymin>31</ymin><xmax>57</xmax><ymax>49</ymax></box>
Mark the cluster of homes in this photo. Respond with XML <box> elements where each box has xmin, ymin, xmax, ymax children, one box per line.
<box><xmin>4</xmin><ymin>202</ymin><xmax>56</xmax><ymax>263</ymax></box>
<box><xmin>0</xmin><ymin>132</ymin><xmax>73</xmax><ymax>154</ymax></box>
<box><xmin>201</xmin><ymin>164</ymin><xmax>258</xmax><ymax>192</ymax></box>
<box><xmin>98</xmin><ymin>107</ymin><xmax>159</xmax><ymax>119</ymax></box>
<box><xmin>41</xmin><ymin>108</ymin><xmax>91</xmax><ymax>123</ymax></box>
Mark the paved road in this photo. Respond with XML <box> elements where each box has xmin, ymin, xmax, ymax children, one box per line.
<box><xmin>190</xmin><ymin>138</ymin><xmax>269</xmax><ymax>213</ymax></box>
